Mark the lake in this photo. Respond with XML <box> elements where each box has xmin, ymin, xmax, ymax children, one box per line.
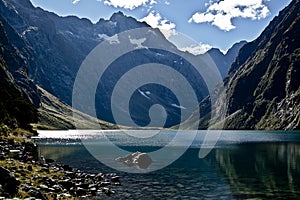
<box><xmin>34</xmin><ymin>130</ymin><xmax>300</xmax><ymax>199</ymax></box>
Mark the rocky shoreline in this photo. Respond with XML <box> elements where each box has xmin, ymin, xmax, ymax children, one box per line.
<box><xmin>0</xmin><ymin>137</ymin><xmax>121</xmax><ymax>199</ymax></box>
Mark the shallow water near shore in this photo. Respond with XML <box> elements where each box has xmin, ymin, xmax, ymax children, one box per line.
<box><xmin>34</xmin><ymin>130</ymin><xmax>300</xmax><ymax>199</ymax></box>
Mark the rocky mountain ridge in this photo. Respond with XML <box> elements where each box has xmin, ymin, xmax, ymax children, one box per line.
<box><xmin>225</xmin><ymin>0</ymin><xmax>300</xmax><ymax>129</ymax></box>
<box><xmin>185</xmin><ymin>0</ymin><xmax>300</xmax><ymax>130</ymax></box>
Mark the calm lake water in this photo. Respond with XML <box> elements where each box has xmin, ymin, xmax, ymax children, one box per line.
<box><xmin>34</xmin><ymin>130</ymin><xmax>300</xmax><ymax>199</ymax></box>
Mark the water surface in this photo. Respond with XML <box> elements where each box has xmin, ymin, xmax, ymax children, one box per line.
<box><xmin>35</xmin><ymin>130</ymin><xmax>300</xmax><ymax>199</ymax></box>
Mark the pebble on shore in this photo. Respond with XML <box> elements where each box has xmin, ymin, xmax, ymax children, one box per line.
<box><xmin>0</xmin><ymin>138</ymin><xmax>121</xmax><ymax>199</ymax></box>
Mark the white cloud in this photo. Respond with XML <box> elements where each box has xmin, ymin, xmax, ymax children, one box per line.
<box><xmin>139</xmin><ymin>11</ymin><xmax>176</xmax><ymax>41</ymax></box>
<box><xmin>72</xmin><ymin>0</ymin><xmax>80</xmax><ymax>4</ymax></box>
<box><xmin>179</xmin><ymin>43</ymin><xmax>212</xmax><ymax>55</ymax></box>
<box><xmin>189</xmin><ymin>0</ymin><xmax>271</xmax><ymax>31</ymax></box>
<box><xmin>140</xmin><ymin>11</ymin><xmax>175</xmax><ymax>31</ymax></box>
<box><xmin>139</xmin><ymin>12</ymin><xmax>211</xmax><ymax>55</ymax></box>
<box><xmin>103</xmin><ymin>0</ymin><xmax>156</xmax><ymax>10</ymax></box>
<box><xmin>165</xmin><ymin>1</ymin><xmax>170</xmax><ymax>5</ymax></box>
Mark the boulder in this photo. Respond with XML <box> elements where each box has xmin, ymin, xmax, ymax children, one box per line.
<box><xmin>110</xmin><ymin>176</ymin><xmax>120</xmax><ymax>183</ymax></box>
<box><xmin>116</xmin><ymin>151</ymin><xmax>152</xmax><ymax>169</ymax></box>
<box><xmin>0</xmin><ymin>167</ymin><xmax>20</xmax><ymax>197</ymax></box>
<box><xmin>27</xmin><ymin>188</ymin><xmax>47</xmax><ymax>200</ymax></box>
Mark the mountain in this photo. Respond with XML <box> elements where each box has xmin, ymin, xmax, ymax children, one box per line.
<box><xmin>36</xmin><ymin>86</ymin><xmax>120</xmax><ymax>130</ymax></box>
<box><xmin>225</xmin><ymin>0</ymin><xmax>300</xmax><ymax>129</ymax></box>
<box><xmin>0</xmin><ymin>10</ymin><xmax>118</xmax><ymax>130</ymax></box>
<box><xmin>0</xmin><ymin>0</ymin><xmax>148</xmax><ymax>105</ymax></box>
<box><xmin>0</xmin><ymin>14</ymin><xmax>38</xmax><ymax>130</ymax></box>
<box><xmin>0</xmin><ymin>0</ymin><xmax>244</xmax><ymax>128</ymax></box>
<box><xmin>207</xmin><ymin>40</ymin><xmax>247</xmax><ymax>77</ymax></box>
<box><xmin>184</xmin><ymin>0</ymin><xmax>300</xmax><ymax>130</ymax></box>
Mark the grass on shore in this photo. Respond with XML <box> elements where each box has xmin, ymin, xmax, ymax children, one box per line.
<box><xmin>0</xmin><ymin>159</ymin><xmax>68</xmax><ymax>199</ymax></box>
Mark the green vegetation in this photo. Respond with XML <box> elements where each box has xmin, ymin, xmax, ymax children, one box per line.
<box><xmin>0</xmin><ymin>64</ymin><xmax>38</xmax><ymax>131</ymax></box>
<box><xmin>36</xmin><ymin>86</ymin><xmax>120</xmax><ymax>130</ymax></box>
<box><xmin>0</xmin><ymin>159</ymin><xmax>67</xmax><ymax>199</ymax></box>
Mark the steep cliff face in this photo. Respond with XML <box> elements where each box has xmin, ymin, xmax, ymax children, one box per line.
<box><xmin>225</xmin><ymin>0</ymin><xmax>300</xmax><ymax>129</ymax></box>
<box><xmin>189</xmin><ymin>0</ymin><xmax>299</xmax><ymax>130</ymax></box>
<box><xmin>0</xmin><ymin>15</ymin><xmax>38</xmax><ymax>129</ymax></box>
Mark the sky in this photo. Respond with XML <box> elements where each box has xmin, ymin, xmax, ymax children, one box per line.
<box><xmin>30</xmin><ymin>0</ymin><xmax>292</xmax><ymax>54</ymax></box>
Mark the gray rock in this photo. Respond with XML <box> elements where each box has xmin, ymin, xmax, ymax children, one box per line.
<box><xmin>58</xmin><ymin>193</ymin><xmax>71</xmax><ymax>198</ymax></box>
<box><xmin>28</xmin><ymin>188</ymin><xmax>47</xmax><ymax>200</ymax></box>
<box><xmin>88</xmin><ymin>184</ymin><xmax>97</xmax><ymax>189</ymax></box>
<box><xmin>76</xmin><ymin>187</ymin><xmax>87</xmax><ymax>196</ymax></box>
<box><xmin>110</xmin><ymin>176</ymin><xmax>120</xmax><ymax>183</ymax></box>
<box><xmin>38</xmin><ymin>184</ymin><xmax>48</xmax><ymax>190</ymax></box>
<box><xmin>114</xmin><ymin>182</ymin><xmax>121</xmax><ymax>186</ymax></box>
<box><xmin>116</xmin><ymin>151</ymin><xmax>153</xmax><ymax>169</ymax></box>
<box><xmin>76</xmin><ymin>183</ymin><xmax>89</xmax><ymax>189</ymax></box>
<box><xmin>27</xmin><ymin>165</ymin><xmax>33</xmax><ymax>171</ymax></box>
<box><xmin>52</xmin><ymin>184</ymin><xmax>63</xmax><ymax>192</ymax></box>
<box><xmin>99</xmin><ymin>182</ymin><xmax>110</xmax><ymax>187</ymax></box>
<box><xmin>102</xmin><ymin>187</ymin><xmax>115</xmax><ymax>196</ymax></box>
<box><xmin>58</xmin><ymin>179</ymin><xmax>74</xmax><ymax>190</ymax></box>
<box><xmin>0</xmin><ymin>167</ymin><xmax>20</xmax><ymax>197</ymax></box>
<box><xmin>90</xmin><ymin>187</ymin><xmax>97</xmax><ymax>196</ymax></box>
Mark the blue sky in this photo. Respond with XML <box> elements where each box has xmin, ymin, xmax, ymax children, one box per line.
<box><xmin>30</xmin><ymin>0</ymin><xmax>292</xmax><ymax>53</ymax></box>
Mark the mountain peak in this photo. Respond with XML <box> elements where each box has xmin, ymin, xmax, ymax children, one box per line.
<box><xmin>208</xmin><ymin>48</ymin><xmax>222</xmax><ymax>55</ymax></box>
<box><xmin>205</xmin><ymin>41</ymin><xmax>246</xmax><ymax>78</ymax></box>
<box><xmin>225</xmin><ymin>40</ymin><xmax>247</xmax><ymax>58</ymax></box>
<box><xmin>109</xmin><ymin>11</ymin><xmax>126</xmax><ymax>22</ymax></box>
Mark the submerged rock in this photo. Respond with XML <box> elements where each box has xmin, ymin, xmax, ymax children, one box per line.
<box><xmin>116</xmin><ymin>151</ymin><xmax>153</xmax><ymax>169</ymax></box>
